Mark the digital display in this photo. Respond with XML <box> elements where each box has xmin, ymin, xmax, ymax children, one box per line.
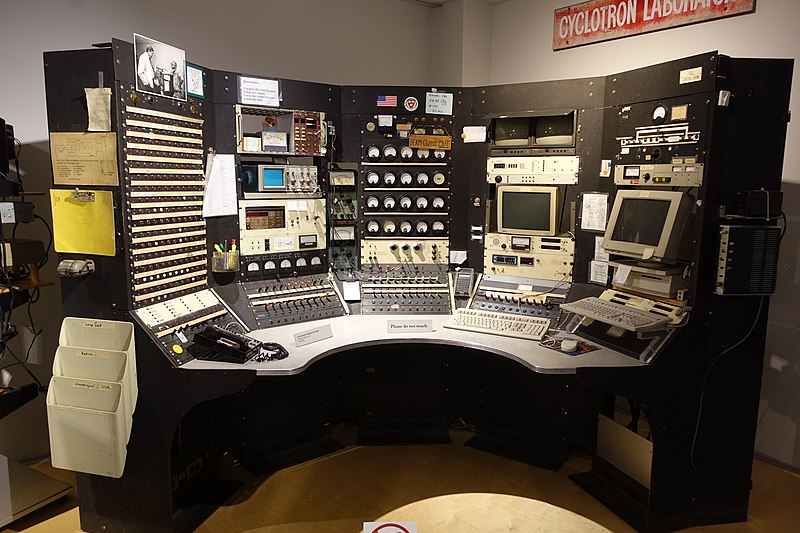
<box><xmin>245</xmin><ymin>207</ymin><xmax>285</xmax><ymax>230</ymax></box>
<box><xmin>611</xmin><ymin>199</ymin><xmax>671</xmax><ymax>246</ymax></box>
<box><xmin>501</xmin><ymin>191</ymin><xmax>552</xmax><ymax>233</ymax></box>
<box><xmin>261</xmin><ymin>167</ymin><xmax>285</xmax><ymax>189</ymax></box>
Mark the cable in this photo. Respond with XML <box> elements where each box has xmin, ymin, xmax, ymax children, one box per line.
<box><xmin>689</xmin><ymin>296</ymin><xmax>765</xmax><ymax>471</ymax></box>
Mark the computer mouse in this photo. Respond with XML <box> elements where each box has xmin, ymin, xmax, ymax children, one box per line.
<box><xmin>560</xmin><ymin>338</ymin><xmax>579</xmax><ymax>353</ymax></box>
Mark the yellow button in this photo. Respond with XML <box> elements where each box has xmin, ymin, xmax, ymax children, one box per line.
<box><xmin>172</xmin><ymin>344</ymin><xmax>184</xmax><ymax>354</ymax></box>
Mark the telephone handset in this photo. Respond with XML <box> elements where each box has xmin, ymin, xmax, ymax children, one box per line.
<box><xmin>453</xmin><ymin>268</ymin><xmax>476</xmax><ymax>299</ymax></box>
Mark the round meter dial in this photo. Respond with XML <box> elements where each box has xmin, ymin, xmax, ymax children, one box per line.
<box><xmin>416</xmin><ymin>148</ymin><xmax>430</xmax><ymax>160</ymax></box>
<box><xmin>431</xmin><ymin>196</ymin><xmax>445</xmax><ymax>209</ymax></box>
<box><xmin>399</xmin><ymin>220</ymin><xmax>413</xmax><ymax>234</ymax></box>
<box><xmin>366</xmin><ymin>196</ymin><xmax>380</xmax><ymax>209</ymax></box>
<box><xmin>432</xmin><ymin>220</ymin><xmax>445</xmax><ymax>232</ymax></box>
<box><xmin>399</xmin><ymin>195</ymin><xmax>412</xmax><ymax>209</ymax></box>
<box><xmin>416</xmin><ymin>196</ymin><xmax>429</xmax><ymax>210</ymax></box>
<box><xmin>416</xmin><ymin>172</ymin><xmax>429</xmax><ymax>186</ymax></box>
<box><xmin>400</xmin><ymin>146</ymin><xmax>414</xmax><ymax>160</ymax></box>
<box><xmin>296</xmin><ymin>258</ymin><xmax>307</xmax><ymax>267</ymax></box>
<box><xmin>432</xmin><ymin>172</ymin><xmax>446</xmax><ymax>186</ymax></box>
<box><xmin>382</xmin><ymin>171</ymin><xmax>396</xmax><ymax>186</ymax></box>
<box><xmin>415</xmin><ymin>221</ymin><xmax>429</xmax><ymax>234</ymax></box>
<box><xmin>366</xmin><ymin>220</ymin><xmax>380</xmax><ymax>234</ymax></box>
<box><xmin>382</xmin><ymin>196</ymin><xmax>396</xmax><ymax>210</ymax></box>
<box><xmin>400</xmin><ymin>171</ymin><xmax>413</xmax><ymax>185</ymax></box>
<box><xmin>433</xmin><ymin>150</ymin><xmax>446</xmax><ymax>160</ymax></box>
<box><xmin>382</xmin><ymin>220</ymin><xmax>397</xmax><ymax>234</ymax></box>
<box><xmin>383</xmin><ymin>144</ymin><xmax>397</xmax><ymax>161</ymax></box>
<box><xmin>366</xmin><ymin>145</ymin><xmax>381</xmax><ymax>161</ymax></box>
<box><xmin>366</xmin><ymin>171</ymin><xmax>380</xmax><ymax>185</ymax></box>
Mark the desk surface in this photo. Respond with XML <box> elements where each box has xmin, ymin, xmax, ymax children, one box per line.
<box><xmin>181</xmin><ymin>314</ymin><xmax>642</xmax><ymax>376</ymax></box>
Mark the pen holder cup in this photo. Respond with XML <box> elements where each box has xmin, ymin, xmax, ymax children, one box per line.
<box><xmin>211</xmin><ymin>251</ymin><xmax>239</xmax><ymax>272</ymax></box>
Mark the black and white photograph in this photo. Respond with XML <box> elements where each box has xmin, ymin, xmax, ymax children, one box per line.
<box><xmin>133</xmin><ymin>33</ymin><xmax>186</xmax><ymax>101</ymax></box>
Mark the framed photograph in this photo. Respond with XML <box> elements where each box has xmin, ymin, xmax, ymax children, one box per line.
<box><xmin>185</xmin><ymin>63</ymin><xmax>204</xmax><ymax>99</ymax></box>
<box><xmin>133</xmin><ymin>33</ymin><xmax>186</xmax><ymax>101</ymax></box>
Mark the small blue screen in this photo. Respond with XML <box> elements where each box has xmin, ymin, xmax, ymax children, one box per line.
<box><xmin>262</xmin><ymin>168</ymin><xmax>284</xmax><ymax>188</ymax></box>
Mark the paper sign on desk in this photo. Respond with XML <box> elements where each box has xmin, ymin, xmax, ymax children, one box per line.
<box><xmin>294</xmin><ymin>324</ymin><xmax>333</xmax><ymax>347</ymax></box>
<box><xmin>50</xmin><ymin>189</ymin><xmax>116</xmax><ymax>256</ymax></box>
<box><xmin>387</xmin><ymin>320</ymin><xmax>433</xmax><ymax>333</ymax></box>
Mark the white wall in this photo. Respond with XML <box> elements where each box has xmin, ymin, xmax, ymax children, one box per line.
<box><xmin>489</xmin><ymin>0</ymin><xmax>800</xmax><ymax>470</ymax></box>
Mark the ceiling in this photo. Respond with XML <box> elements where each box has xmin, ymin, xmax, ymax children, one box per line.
<box><xmin>400</xmin><ymin>0</ymin><xmax>510</xmax><ymax>7</ymax></box>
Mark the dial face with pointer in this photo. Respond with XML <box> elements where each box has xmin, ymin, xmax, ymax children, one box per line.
<box><xmin>366</xmin><ymin>220</ymin><xmax>380</xmax><ymax>234</ymax></box>
<box><xmin>432</xmin><ymin>172</ymin><xmax>446</xmax><ymax>186</ymax></box>
<box><xmin>415</xmin><ymin>221</ymin><xmax>429</xmax><ymax>234</ymax></box>
<box><xmin>366</xmin><ymin>171</ymin><xmax>380</xmax><ymax>185</ymax></box>
<box><xmin>432</xmin><ymin>220</ymin><xmax>445</xmax><ymax>232</ymax></box>
<box><xmin>382</xmin><ymin>196</ymin><xmax>396</xmax><ymax>210</ymax></box>
<box><xmin>382</xmin><ymin>220</ymin><xmax>396</xmax><ymax>234</ymax></box>
<box><xmin>400</xmin><ymin>172</ymin><xmax>413</xmax><ymax>185</ymax></box>
<box><xmin>383</xmin><ymin>145</ymin><xmax>397</xmax><ymax>160</ymax></box>
<box><xmin>400</xmin><ymin>146</ymin><xmax>414</xmax><ymax>160</ymax></box>
<box><xmin>366</xmin><ymin>145</ymin><xmax>381</xmax><ymax>160</ymax></box>
<box><xmin>433</xmin><ymin>150</ymin><xmax>446</xmax><ymax>160</ymax></box>
<box><xmin>416</xmin><ymin>196</ymin><xmax>429</xmax><ymax>209</ymax></box>
<box><xmin>399</xmin><ymin>220</ymin><xmax>412</xmax><ymax>234</ymax></box>
<box><xmin>366</xmin><ymin>196</ymin><xmax>379</xmax><ymax>209</ymax></box>
<box><xmin>416</xmin><ymin>148</ymin><xmax>430</xmax><ymax>159</ymax></box>
<box><xmin>432</xmin><ymin>196</ymin><xmax>445</xmax><ymax>209</ymax></box>
<box><xmin>416</xmin><ymin>172</ymin><xmax>429</xmax><ymax>185</ymax></box>
<box><xmin>399</xmin><ymin>196</ymin><xmax>412</xmax><ymax>209</ymax></box>
<box><xmin>383</xmin><ymin>172</ymin><xmax>396</xmax><ymax>186</ymax></box>
<box><xmin>652</xmin><ymin>105</ymin><xmax>667</xmax><ymax>122</ymax></box>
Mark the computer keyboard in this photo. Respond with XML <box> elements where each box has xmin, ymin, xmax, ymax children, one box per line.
<box><xmin>443</xmin><ymin>308</ymin><xmax>550</xmax><ymax>341</ymax></box>
<box><xmin>559</xmin><ymin>297</ymin><xmax>671</xmax><ymax>332</ymax></box>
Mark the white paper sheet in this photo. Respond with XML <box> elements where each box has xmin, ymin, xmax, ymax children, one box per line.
<box><xmin>202</xmin><ymin>153</ymin><xmax>238</xmax><ymax>217</ymax></box>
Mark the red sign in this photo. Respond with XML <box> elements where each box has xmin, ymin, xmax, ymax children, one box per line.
<box><xmin>553</xmin><ymin>0</ymin><xmax>756</xmax><ymax>50</ymax></box>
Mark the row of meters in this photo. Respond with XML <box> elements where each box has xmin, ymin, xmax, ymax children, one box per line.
<box><xmin>364</xmin><ymin>194</ymin><xmax>447</xmax><ymax>211</ymax></box>
<box><xmin>365</xmin><ymin>219</ymin><xmax>447</xmax><ymax>236</ymax></box>
<box><xmin>365</xmin><ymin>144</ymin><xmax>448</xmax><ymax>162</ymax></box>
<box><xmin>364</xmin><ymin>169</ymin><xmax>447</xmax><ymax>187</ymax></box>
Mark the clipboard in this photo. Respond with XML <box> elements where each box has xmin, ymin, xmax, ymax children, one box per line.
<box><xmin>50</xmin><ymin>189</ymin><xmax>116</xmax><ymax>256</ymax></box>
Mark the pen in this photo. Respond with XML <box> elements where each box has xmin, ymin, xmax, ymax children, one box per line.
<box><xmin>231</xmin><ymin>239</ymin><xmax>237</xmax><ymax>252</ymax></box>
<box><xmin>214</xmin><ymin>243</ymin><xmax>223</xmax><ymax>253</ymax></box>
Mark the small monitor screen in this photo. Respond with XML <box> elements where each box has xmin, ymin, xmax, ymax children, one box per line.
<box><xmin>533</xmin><ymin>114</ymin><xmax>574</xmax><ymax>145</ymax></box>
<box><xmin>493</xmin><ymin>118</ymin><xmax>530</xmax><ymax>147</ymax></box>
<box><xmin>262</xmin><ymin>167</ymin><xmax>285</xmax><ymax>189</ymax></box>
<box><xmin>610</xmin><ymin>198</ymin><xmax>671</xmax><ymax>246</ymax></box>
<box><xmin>501</xmin><ymin>191</ymin><xmax>552</xmax><ymax>232</ymax></box>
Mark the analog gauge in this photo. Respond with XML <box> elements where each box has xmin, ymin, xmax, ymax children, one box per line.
<box><xmin>432</xmin><ymin>196</ymin><xmax>445</xmax><ymax>209</ymax></box>
<box><xmin>383</xmin><ymin>196</ymin><xmax>396</xmax><ymax>210</ymax></box>
<box><xmin>433</xmin><ymin>150</ymin><xmax>446</xmax><ymax>160</ymax></box>
<box><xmin>310</xmin><ymin>256</ymin><xmax>322</xmax><ymax>265</ymax></box>
<box><xmin>416</xmin><ymin>172</ymin><xmax>429</xmax><ymax>185</ymax></box>
<box><xmin>399</xmin><ymin>171</ymin><xmax>413</xmax><ymax>185</ymax></box>
<box><xmin>382</xmin><ymin>220</ymin><xmax>397</xmax><ymax>234</ymax></box>
<box><xmin>399</xmin><ymin>195</ymin><xmax>412</xmax><ymax>209</ymax></box>
<box><xmin>400</xmin><ymin>146</ymin><xmax>414</xmax><ymax>160</ymax></box>
<box><xmin>366</xmin><ymin>195</ymin><xmax>380</xmax><ymax>209</ymax></box>
<box><xmin>432</xmin><ymin>220</ymin><xmax>445</xmax><ymax>232</ymax></box>
<box><xmin>280</xmin><ymin>259</ymin><xmax>292</xmax><ymax>269</ymax></box>
<box><xmin>366</xmin><ymin>220</ymin><xmax>381</xmax><ymax>234</ymax></box>
<box><xmin>366</xmin><ymin>121</ymin><xmax>376</xmax><ymax>132</ymax></box>
<box><xmin>432</xmin><ymin>172</ymin><xmax>446</xmax><ymax>186</ymax></box>
<box><xmin>416</xmin><ymin>148</ymin><xmax>430</xmax><ymax>160</ymax></box>
<box><xmin>415</xmin><ymin>220</ymin><xmax>429</xmax><ymax>234</ymax></box>
<box><xmin>652</xmin><ymin>105</ymin><xmax>667</xmax><ymax>122</ymax></box>
<box><xmin>416</xmin><ymin>196</ymin><xmax>429</xmax><ymax>209</ymax></box>
<box><xmin>296</xmin><ymin>258</ymin><xmax>307</xmax><ymax>267</ymax></box>
<box><xmin>264</xmin><ymin>260</ymin><xmax>277</xmax><ymax>270</ymax></box>
<box><xmin>383</xmin><ymin>144</ymin><xmax>397</xmax><ymax>161</ymax></box>
<box><xmin>247</xmin><ymin>262</ymin><xmax>260</xmax><ymax>272</ymax></box>
<box><xmin>366</xmin><ymin>171</ymin><xmax>380</xmax><ymax>185</ymax></box>
<box><xmin>399</xmin><ymin>220</ymin><xmax>413</xmax><ymax>234</ymax></box>
<box><xmin>366</xmin><ymin>145</ymin><xmax>381</xmax><ymax>160</ymax></box>
<box><xmin>383</xmin><ymin>171</ymin><xmax>397</xmax><ymax>186</ymax></box>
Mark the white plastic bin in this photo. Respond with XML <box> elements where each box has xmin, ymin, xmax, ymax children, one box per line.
<box><xmin>46</xmin><ymin>376</ymin><xmax>127</xmax><ymax>478</ymax></box>
<box><xmin>58</xmin><ymin>318</ymin><xmax>137</xmax><ymax>407</ymax></box>
<box><xmin>53</xmin><ymin>346</ymin><xmax>134</xmax><ymax>439</ymax></box>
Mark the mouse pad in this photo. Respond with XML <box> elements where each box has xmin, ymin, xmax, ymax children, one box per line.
<box><xmin>539</xmin><ymin>338</ymin><xmax>600</xmax><ymax>356</ymax></box>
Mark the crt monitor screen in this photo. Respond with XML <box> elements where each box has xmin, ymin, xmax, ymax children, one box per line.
<box><xmin>497</xmin><ymin>185</ymin><xmax>559</xmax><ymax>236</ymax></box>
<box><xmin>534</xmin><ymin>113</ymin><xmax>575</xmax><ymax>145</ymax></box>
<box><xmin>492</xmin><ymin>118</ymin><xmax>530</xmax><ymax>147</ymax></box>
<box><xmin>602</xmin><ymin>190</ymin><xmax>692</xmax><ymax>263</ymax></box>
<box><xmin>260</xmin><ymin>166</ymin><xmax>286</xmax><ymax>190</ymax></box>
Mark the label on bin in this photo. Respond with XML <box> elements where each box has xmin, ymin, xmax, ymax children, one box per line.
<box><xmin>77</xmin><ymin>349</ymin><xmax>110</xmax><ymax>359</ymax></box>
<box><xmin>71</xmin><ymin>380</ymin><xmax>113</xmax><ymax>391</ymax></box>
<box><xmin>81</xmin><ymin>320</ymin><xmax>116</xmax><ymax>330</ymax></box>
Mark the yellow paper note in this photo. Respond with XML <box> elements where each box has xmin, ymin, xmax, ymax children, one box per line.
<box><xmin>50</xmin><ymin>131</ymin><xmax>119</xmax><ymax>186</ymax></box>
<box><xmin>50</xmin><ymin>189</ymin><xmax>116</xmax><ymax>256</ymax></box>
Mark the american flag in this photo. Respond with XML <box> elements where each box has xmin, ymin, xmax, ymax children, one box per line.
<box><xmin>377</xmin><ymin>95</ymin><xmax>397</xmax><ymax>107</ymax></box>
